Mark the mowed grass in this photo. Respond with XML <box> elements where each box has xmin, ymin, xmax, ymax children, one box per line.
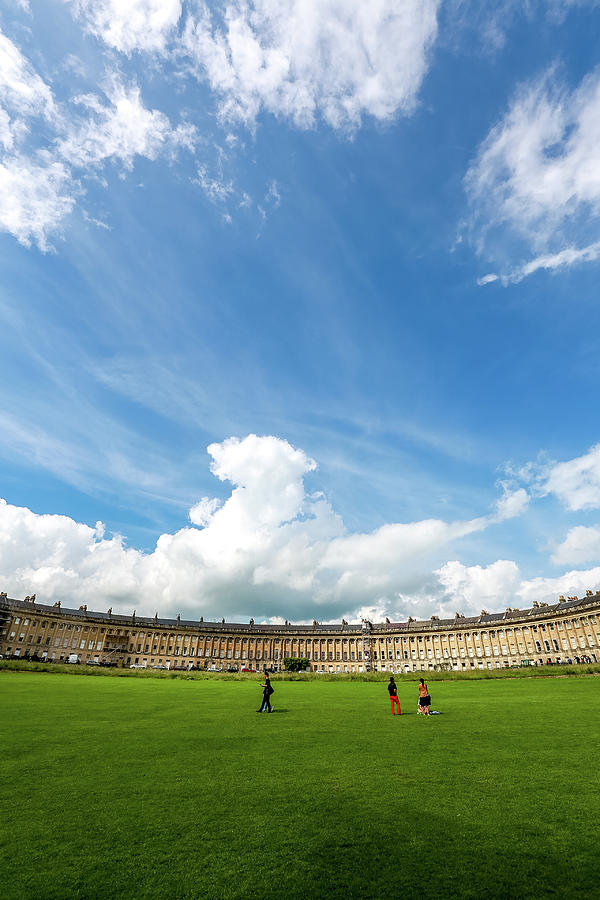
<box><xmin>1</xmin><ymin>674</ymin><xmax>599</xmax><ymax>900</ymax></box>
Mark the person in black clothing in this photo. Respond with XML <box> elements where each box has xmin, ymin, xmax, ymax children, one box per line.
<box><xmin>257</xmin><ymin>673</ymin><xmax>274</xmax><ymax>713</ymax></box>
<box><xmin>388</xmin><ymin>676</ymin><xmax>401</xmax><ymax>715</ymax></box>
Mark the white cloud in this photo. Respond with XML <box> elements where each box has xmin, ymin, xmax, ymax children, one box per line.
<box><xmin>517</xmin><ymin>566</ymin><xmax>600</xmax><ymax>606</ymax></box>
<box><xmin>0</xmin><ymin>55</ymin><xmax>194</xmax><ymax>249</ymax></box>
<box><xmin>493</xmin><ymin>485</ymin><xmax>530</xmax><ymax>521</ymax></box>
<box><xmin>478</xmin><ymin>241</ymin><xmax>600</xmax><ymax>286</ymax></box>
<box><xmin>504</xmin><ymin>444</ymin><xmax>600</xmax><ymax>514</ymax></box>
<box><xmin>436</xmin><ymin>558</ymin><xmax>600</xmax><ymax>611</ymax></box>
<box><xmin>0</xmin><ymin>497</ymin><xmax>145</xmax><ymax>603</ymax></box>
<box><xmin>194</xmin><ymin>162</ymin><xmax>233</xmax><ymax>203</ymax></box>
<box><xmin>552</xmin><ymin>525</ymin><xmax>600</xmax><ymax>565</ymax></box>
<box><xmin>0</xmin><ymin>29</ymin><xmax>57</xmax><ymax>153</ymax></box>
<box><xmin>0</xmin><ymin>32</ymin><xmax>74</xmax><ymax>248</ymax></box>
<box><xmin>0</xmin><ymin>433</ymin><xmax>513</xmax><ymax>621</ymax></box>
<box><xmin>189</xmin><ymin>497</ymin><xmax>222</xmax><ymax>527</ymax></box>
<box><xmin>542</xmin><ymin>444</ymin><xmax>600</xmax><ymax>511</ymax></box>
<box><xmin>0</xmin><ymin>156</ymin><xmax>75</xmax><ymax>250</ymax></box>
<box><xmin>466</xmin><ymin>66</ymin><xmax>600</xmax><ymax>276</ymax></box>
<box><xmin>0</xmin><ymin>29</ymin><xmax>55</xmax><ymax>122</ymax></box>
<box><xmin>67</xmin><ymin>0</ymin><xmax>182</xmax><ymax>55</ymax></box>
<box><xmin>476</xmin><ymin>273</ymin><xmax>499</xmax><ymax>286</ymax></box>
<box><xmin>181</xmin><ymin>0</ymin><xmax>439</xmax><ymax>130</ymax></box>
<box><xmin>3</xmin><ymin>1</ymin><xmax>437</xmax><ymax>250</ymax></box>
<box><xmin>435</xmin><ymin>559</ymin><xmax>522</xmax><ymax>611</ymax></box>
<box><xmin>59</xmin><ymin>79</ymin><xmax>196</xmax><ymax>170</ymax></box>
<box><xmin>0</xmin><ymin>108</ymin><xmax>16</xmax><ymax>152</ymax></box>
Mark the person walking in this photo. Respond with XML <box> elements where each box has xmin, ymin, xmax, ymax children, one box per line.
<box><xmin>257</xmin><ymin>672</ymin><xmax>274</xmax><ymax>713</ymax></box>
<box><xmin>387</xmin><ymin>676</ymin><xmax>401</xmax><ymax>715</ymax></box>
<box><xmin>417</xmin><ymin>678</ymin><xmax>431</xmax><ymax>715</ymax></box>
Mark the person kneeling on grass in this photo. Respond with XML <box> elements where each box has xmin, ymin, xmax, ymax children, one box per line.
<box><xmin>417</xmin><ymin>678</ymin><xmax>431</xmax><ymax>716</ymax></box>
<box><xmin>387</xmin><ymin>676</ymin><xmax>401</xmax><ymax>715</ymax></box>
<box><xmin>257</xmin><ymin>673</ymin><xmax>274</xmax><ymax>713</ymax></box>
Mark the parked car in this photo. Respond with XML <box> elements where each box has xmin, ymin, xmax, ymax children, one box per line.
<box><xmin>65</xmin><ymin>654</ymin><xmax>81</xmax><ymax>664</ymax></box>
<box><xmin>129</xmin><ymin>663</ymin><xmax>147</xmax><ymax>669</ymax></box>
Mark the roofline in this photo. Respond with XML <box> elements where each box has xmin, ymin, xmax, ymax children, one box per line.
<box><xmin>1</xmin><ymin>591</ymin><xmax>599</xmax><ymax>634</ymax></box>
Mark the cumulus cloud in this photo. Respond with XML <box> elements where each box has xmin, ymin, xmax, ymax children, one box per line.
<box><xmin>516</xmin><ymin>566</ymin><xmax>600</xmax><ymax>606</ymax></box>
<box><xmin>0</xmin><ymin>497</ymin><xmax>144</xmax><ymax>602</ymax></box>
<box><xmin>66</xmin><ymin>0</ymin><xmax>182</xmax><ymax>55</ymax></box>
<box><xmin>493</xmin><ymin>485</ymin><xmax>530</xmax><ymax>521</ymax></box>
<box><xmin>436</xmin><ymin>559</ymin><xmax>522</xmax><ymax>611</ymax></box>
<box><xmin>181</xmin><ymin>0</ymin><xmax>439</xmax><ymax>130</ymax></box>
<box><xmin>503</xmin><ymin>444</ymin><xmax>600</xmax><ymax>516</ymax></box>
<box><xmin>552</xmin><ymin>525</ymin><xmax>600</xmax><ymax>565</ymax></box>
<box><xmin>435</xmin><ymin>558</ymin><xmax>600</xmax><ymax>610</ymax></box>
<box><xmin>189</xmin><ymin>497</ymin><xmax>222</xmax><ymax>527</ymax></box>
<box><xmin>540</xmin><ymin>444</ymin><xmax>600</xmax><ymax>511</ymax></box>
<box><xmin>466</xmin><ymin>66</ymin><xmax>600</xmax><ymax>278</ymax></box>
<box><xmin>0</xmin><ymin>433</ymin><xmax>518</xmax><ymax>622</ymax></box>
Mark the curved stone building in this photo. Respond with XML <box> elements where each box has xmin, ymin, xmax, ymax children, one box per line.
<box><xmin>1</xmin><ymin>591</ymin><xmax>599</xmax><ymax>672</ymax></box>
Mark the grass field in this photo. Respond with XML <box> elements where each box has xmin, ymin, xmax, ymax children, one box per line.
<box><xmin>1</xmin><ymin>673</ymin><xmax>599</xmax><ymax>899</ymax></box>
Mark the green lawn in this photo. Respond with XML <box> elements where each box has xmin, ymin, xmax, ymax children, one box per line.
<box><xmin>1</xmin><ymin>673</ymin><xmax>598</xmax><ymax>899</ymax></box>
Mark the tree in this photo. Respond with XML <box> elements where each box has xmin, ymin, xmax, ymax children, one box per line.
<box><xmin>284</xmin><ymin>656</ymin><xmax>309</xmax><ymax>672</ymax></box>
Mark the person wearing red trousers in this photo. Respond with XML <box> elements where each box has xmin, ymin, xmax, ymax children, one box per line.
<box><xmin>387</xmin><ymin>676</ymin><xmax>401</xmax><ymax>715</ymax></box>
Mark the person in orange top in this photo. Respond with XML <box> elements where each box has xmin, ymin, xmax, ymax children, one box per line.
<box><xmin>417</xmin><ymin>678</ymin><xmax>431</xmax><ymax>715</ymax></box>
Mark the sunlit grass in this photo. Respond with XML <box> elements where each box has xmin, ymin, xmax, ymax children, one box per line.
<box><xmin>1</xmin><ymin>673</ymin><xmax>599</xmax><ymax>899</ymax></box>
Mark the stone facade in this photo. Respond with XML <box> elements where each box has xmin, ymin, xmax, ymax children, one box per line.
<box><xmin>0</xmin><ymin>592</ymin><xmax>599</xmax><ymax>672</ymax></box>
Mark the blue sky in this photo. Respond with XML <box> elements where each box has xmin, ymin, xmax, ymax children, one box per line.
<box><xmin>2</xmin><ymin>0</ymin><xmax>600</xmax><ymax>623</ymax></box>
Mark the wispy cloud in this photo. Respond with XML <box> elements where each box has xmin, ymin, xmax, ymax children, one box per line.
<box><xmin>0</xmin><ymin>25</ymin><xmax>195</xmax><ymax>249</ymax></box>
<box><xmin>466</xmin><ymin>66</ymin><xmax>600</xmax><ymax>277</ymax></box>
<box><xmin>65</xmin><ymin>0</ymin><xmax>182</xmax><ymax>55</ymax></box>
<box><xmin>478</xmin><ymin>240</ymin><xmax>600</xmax><ymax>285</ymax></box>
<box><xmin>59</xmin><ymin>78</ymin><xmax>196</xmax><ymax>170</ymax></box>
<box><xmin>0</xmin><ymin>154</ymin><xmax>75</xmax><ymax>250</ymax></box>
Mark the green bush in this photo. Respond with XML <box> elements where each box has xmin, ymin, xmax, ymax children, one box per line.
<box><xmin>283</xmin><ymin>656</ymin><xmax>309</xmax><ymax>671</ymax></box>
